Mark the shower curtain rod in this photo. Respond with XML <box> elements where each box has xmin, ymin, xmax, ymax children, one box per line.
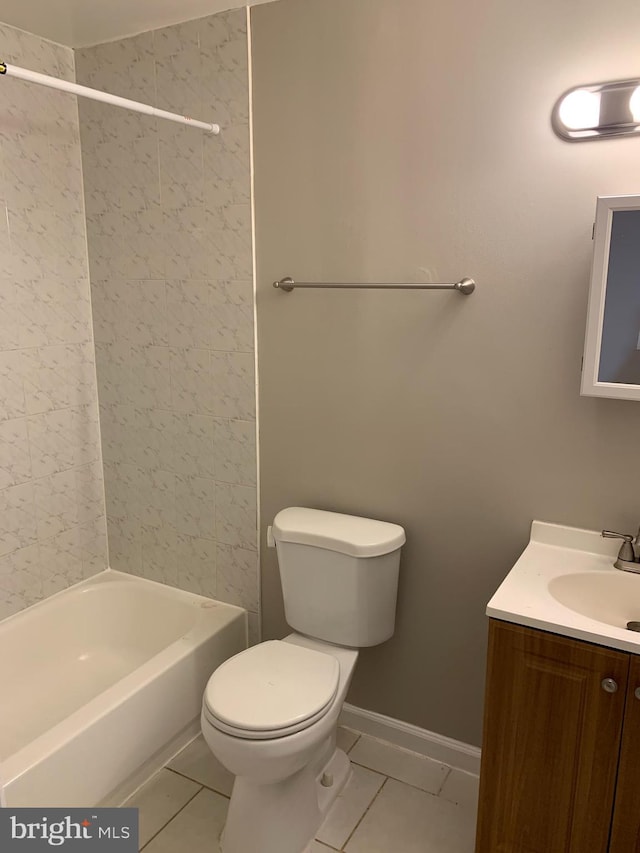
<box><xmin>0</xmin><ymin>61</ymin><xmax>220</xmax><ymax>135</ymax></box>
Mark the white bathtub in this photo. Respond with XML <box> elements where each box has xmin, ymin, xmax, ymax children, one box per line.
<box><xmin>0</xmin><ymin>569</ymin><xmax>247</xmax><ymax>807</ymax></box>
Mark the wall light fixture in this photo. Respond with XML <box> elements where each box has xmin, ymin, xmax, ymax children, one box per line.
<box><xmin>552</xmin><ymin>78</ymin><xmax>640</xmax><ymax>141</ymax></box>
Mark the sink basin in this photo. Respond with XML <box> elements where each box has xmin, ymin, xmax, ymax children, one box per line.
<box><xmin>548</xmin><ymin>571</ymin><xmax>640</xmax><ymax>631</ymax></box>
<box><xmin>487</xmin><ymin>521</ymin><xmax>640</xmax><ymax>654</ymax></box>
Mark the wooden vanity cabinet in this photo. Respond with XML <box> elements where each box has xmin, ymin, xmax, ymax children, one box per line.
<box><xmin>475</xmin><ymin>619</ymin><xmax>639</xmax><ymax>853</ymax></box>
<box><xmin>609</xmin><ymin>654</ymin><xmax>640</xmax><ymax>853</ymax></box>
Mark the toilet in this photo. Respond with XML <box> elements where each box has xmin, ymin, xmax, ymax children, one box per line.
<box><xmin>201</xmin><ymin>507</ymin><xmax>405</xmax><ymax>853</ymax></box>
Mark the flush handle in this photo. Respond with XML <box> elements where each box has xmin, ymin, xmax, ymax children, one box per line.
<box><xmin>602</xmin><ymin>678</ymin><xmax>618</xmax><ymax>694</ymax></box>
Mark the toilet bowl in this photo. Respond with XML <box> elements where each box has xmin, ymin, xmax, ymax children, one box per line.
<box><xmin>201</xmin><ymin>507</ymin><xmax>405</xmax><ymax>853</ymax></box>
<box><xmin>202</xmin><ymin>634</ymin><xmax>358</xmax><ymax>853</ymax></box>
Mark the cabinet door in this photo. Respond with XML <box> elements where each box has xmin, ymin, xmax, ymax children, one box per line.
<box><xmin>609</xmin><ymin>654</ymin><xmax>640</xmax><ymax>852</ymax></box>
<box><xmin>475</xmin><ymin>620</ymin><xmax>629</xmax><ymax>853</ymax></box>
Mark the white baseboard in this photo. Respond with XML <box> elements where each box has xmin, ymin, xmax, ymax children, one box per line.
<box><xmin>339</xmin><ymin>703</ymin><xmax>481</xmax><ymax>776</ymax></box>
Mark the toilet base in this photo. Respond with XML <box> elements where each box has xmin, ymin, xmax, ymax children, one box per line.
<box><xmin>220</xmin><ymin>748</ymin><xmax>352</xmax><ymax>853</ymax></box>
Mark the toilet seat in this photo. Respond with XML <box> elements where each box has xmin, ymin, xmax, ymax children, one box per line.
<box><xmin>203</xmin><ymin>640</ymin><xmax>340</xmax><ymax>740</ymax></box>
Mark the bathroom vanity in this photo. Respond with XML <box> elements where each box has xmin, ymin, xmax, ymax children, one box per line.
<box><xmin>476</xmin><ymin>522</ymin><xmax>640</xmax><ymax>853</ymax></box>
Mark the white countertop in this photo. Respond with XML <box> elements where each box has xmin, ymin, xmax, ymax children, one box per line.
<box><xmin>487</xmin><ymin>520</ymin><xmax>640</xmax><ymax>654</ymax></box>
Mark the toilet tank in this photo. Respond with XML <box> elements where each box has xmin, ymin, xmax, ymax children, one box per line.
<box><xmin>272</xmin><ymin>508</ymin><xmax>405</xmax><ymax>647</ymax></box>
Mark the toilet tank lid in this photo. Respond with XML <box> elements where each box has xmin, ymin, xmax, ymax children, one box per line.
<box><xmin>272</xmin><ymin>507</ymin><xmax>406</xmax><ymax>558</ymax></box>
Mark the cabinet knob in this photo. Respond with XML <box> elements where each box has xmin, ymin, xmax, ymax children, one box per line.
<box><xmin>634</xmin><ymin>686</ymin><xmax>640</xmax><ymax>700</ymax></box>
<box><xmin>601</xmin><ymin>677</ymin><xmax>618</xmax><ymax>693</ymax></box>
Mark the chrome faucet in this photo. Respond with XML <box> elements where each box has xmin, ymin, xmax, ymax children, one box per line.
<box><xmin>602</xmin><ymin>529</ymin><xmax>640</xmax><ymax>573</ymax></box>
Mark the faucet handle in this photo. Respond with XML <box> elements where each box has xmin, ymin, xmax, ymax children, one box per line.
<box><xmin>634</xmin><ymin>526</ymin><xmax>640</xmax><ymax>561</ymax></box>
<box><xmin>602</xmin><ymin>530</ymin><xmax>636</xmax><ymax>562</ymax></box>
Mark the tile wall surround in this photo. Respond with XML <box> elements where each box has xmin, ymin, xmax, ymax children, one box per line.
<box><xmin>0</xmin><ymin>23</ymin><xmax>108</xmax><ymax>620</ymax></box>
<box><xmin>76</xmin><ymin>9</ymin><xmax>259</xmax><ymax>630</ymax></box>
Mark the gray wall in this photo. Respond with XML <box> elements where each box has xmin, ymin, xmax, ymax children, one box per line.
<box><xmin>252</xmin><ymin>0</ymin><xmax>640</xmax><ymax>745</ymax></box>
<box><xmin>76</xmin><ymin>11</ymin><xmax>259</xmax><ymax>638</ymax></box>
<box><xmin>0</xmin><ymin>23</ymin><xmax>107</xmax><ymax>621</ymax></box>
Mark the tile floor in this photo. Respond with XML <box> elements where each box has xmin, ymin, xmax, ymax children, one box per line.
<box><xmin>124</xmin><ymin>727</ymin><xmax>479</xmax><ymax>852</ymax></box>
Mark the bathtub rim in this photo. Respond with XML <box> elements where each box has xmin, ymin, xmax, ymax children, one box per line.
<box><xmin>0</xmin><ymin>568</ymin><xmax>242</xmax><ymax>637</ymax></box>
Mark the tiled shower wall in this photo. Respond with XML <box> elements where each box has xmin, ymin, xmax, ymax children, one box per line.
<box><xmin>76</xmin><ymin>10</ymin><xmax>259</xmax><ymax>626</ymax></box>
<box><xmin>0</xmin><ymin>24</ymin><xmax>107</xmax><ymax>620</ymax></box>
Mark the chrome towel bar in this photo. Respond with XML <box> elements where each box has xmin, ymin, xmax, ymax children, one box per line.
<box><xmin>273</xmin><ymin>276</ymin><xmax>476</xmax><ymax>295</ymax></box>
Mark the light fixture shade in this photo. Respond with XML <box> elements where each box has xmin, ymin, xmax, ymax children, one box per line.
<box><xmin>552</xmin><ymin>78</ymin><xmax>640</xmax><ymax>141</ymax></box>
<box><xmin>557</xmin><ymin>89</ymin><xmax>601</xmax><ymax>131</ymax></box>
<box><xmin>629</xmin><ymin>86</ymin><xmax>640</xmax><ymax>122</ymax></box>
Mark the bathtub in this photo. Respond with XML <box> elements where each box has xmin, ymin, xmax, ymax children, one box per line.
<box><xmin>0</xmin><ymin>569</ymin><xmax>247</xmax><ymax>807</ymax></box>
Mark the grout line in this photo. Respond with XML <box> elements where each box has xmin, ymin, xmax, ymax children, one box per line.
<box><xmin>348</xmin><ymin>757</ymin><xmax>449</xmax><ymax>798</ymax></box>
<box><xmin>340</xmin><ymin>776</ymin><xmax>389</xmax><ymax>851</ymax></box>
<box><xmin>165</xmin><ymin>766</ymin><xmax>231</xmax><ymax>800</ymax></box>
<box><xmin>436</xmin><ymin>765</ymin><xmax>453</xmax><ymax>796</ymax></box>
<box><xmin>345</xmin><ymin>734</ymin><xmax>361</xmax><ymax>754</ymax></box>
<box><xmin>139</xmin><ymin>783</ymin><xmax>203</xmax><ymax>851</ymax></box>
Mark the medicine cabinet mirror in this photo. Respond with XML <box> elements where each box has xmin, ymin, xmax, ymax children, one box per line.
<box><xmin>582</xmin><ymin>194</ymin><xmax>640</xmax><ymax>400</ymax></box>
